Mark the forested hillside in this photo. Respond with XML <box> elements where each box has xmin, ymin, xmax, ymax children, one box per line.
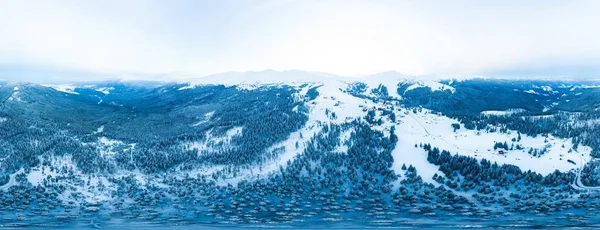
<box><xmin>3</xmin><ymin>76</ymin><xmax>600</xmax><ymax>228</ymax></box>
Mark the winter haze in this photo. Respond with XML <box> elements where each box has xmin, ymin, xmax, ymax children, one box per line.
<box><xmin>1</xmin><ymin>0</ymin><xmax>600</xmax><ymax>82</ymax></box>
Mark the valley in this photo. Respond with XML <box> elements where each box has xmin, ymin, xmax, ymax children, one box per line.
<box><xmin>2</xmin><ymin>73</ymin><xmax>600</xmax><ymax>228</ymax></box>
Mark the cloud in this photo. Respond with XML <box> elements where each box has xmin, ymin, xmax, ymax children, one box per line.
<box><xmin>1</xmin><ymin>0</ymin><xmax>600</xmax><ymax>81</ymax></box>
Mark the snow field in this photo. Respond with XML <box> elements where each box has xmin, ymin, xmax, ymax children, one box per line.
<box><xmin>390</xmin><ymin>109</ymin><xmax>591</xmax><ymax>177</ymax></box>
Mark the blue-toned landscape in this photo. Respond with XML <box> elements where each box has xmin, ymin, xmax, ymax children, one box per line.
<box><xmin>3</xmin><ymin>0</ymin><xmax>600</xmax><ymax>229</ymax></box>
<box><xmin>3</xmin><ymin>71</ymin><xmax>600</xmax><ymax>229</ymax></box>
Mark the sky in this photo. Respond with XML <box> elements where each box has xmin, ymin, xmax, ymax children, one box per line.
<box><xmin>1</xmin><ymin>0</ymin><xmax>600</xmax><ymax>82</ymax></box>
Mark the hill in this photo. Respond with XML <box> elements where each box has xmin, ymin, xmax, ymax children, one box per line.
<box><xmin>2</xmin><ymin>73</ymin><xmax>600</xmax><ymax>228</ymax></box>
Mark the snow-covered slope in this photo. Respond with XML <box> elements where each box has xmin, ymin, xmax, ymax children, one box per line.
<box><xmin>182</xmin><ymin>80</ymin><xmax>382</xmax><ymax>184</ymax></box>
<box><xmin>481</xmin><ymin>108</ymin><xmax>527</xmax><ymax>116</ymax></box>
<box><xmin>41</xmin><ymin>84</ymin><xmax>80</xmax><ymax>95</ymax></box>
<box><xmin>392</xmin><ymin>109</ymin><xmax>589</xmax><ymax>176</ymax></box>
<box><xmin>404</xmin><ymin>80</ymin><xmax>456</xmax><ymax>93</ymax></box>
<box><xmin>176</xmin><ymin>74</ymin><xmax>590</xmax><ymax>183</ymax></box>
<box><xmin>177</xmin><ymin>77</ymin><xmax>590</xmax><ymax>186</ymax></box>
<box><xmin>356</xmin><ymin>71</ymin><xmax>413</xmax><ymax>99</ymax></box>
<box><xmin>4</xmin><ymin>76</ymin><xmax>597</xmax><ymax>205</ymax></box>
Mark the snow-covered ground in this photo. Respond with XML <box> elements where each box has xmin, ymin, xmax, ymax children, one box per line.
<box><xmin>181</xmin><ymin>80</ymin><xmax>591</xmax><ymax>186</ymax></box>
<box><xmin>191</xmin><ymin>111</ymin><xmax>214</xmax><ymax>127</ymax></box>
<box><xmin>27</xmin><ymin>163</ymin><xmax>61</xmax><ymax>186</ymax></box>
<box><xmin>404</xmin><ymin>81</ymin><xmax>455</xmax><ymax>93</ymax></box>
<box><xmin>96</xmin><ymin>87</ymin><xmax>114</xmax><ymax>95</ymax></box>
<box><xmin>95</xmin><ymin>136</ymin><xmax>135</xmax><ymax>157</ymax></box>
<box><xmin>99</xmin><ymin>136</ymin><xmax>124</xmax><ymax>146</ymax></box>
<box><xmin>180</xmin><ymin>70</ymin><xmax>342</xmax><ymax>90</ymax></box>
<box><xmin>178</xmin><ymin>84</ymin><xmax>195</xmax><ymax>91</ymax></box>
<box><xmin>189</xmin><ymin>81</ymin><xmax>378</xmax><ymax>184</ymax></box>
<box><xmin>185</xmin><ymin>126</ymin><xmax>243</xmax><ymax>154</ymax></box>
<box><xmin>481</xmin><ymin>108</ymin><xmax>526</xmax><ymax>116</ymax></box>
<box><xmin>391</xmin><ymin>109</ymin><xmax>590</xmax><ymax>177</ymax></box>
<box><xmin>4</xmin><ymin>78</ymin><xmax>597</xmax><ymax>202</ymax></box>
<box><xmin>356</xmin><ymin>71</ymin><xmax>408</xmax><ymax>99</ymax></box>
<box><xmin>8</xmin><ymin>85</ymin><xmax>22</xmax><ymax>102</ymax></box>
<box><xmin>305</xmin><ymin>80</ymin><xmax>375</xmax><ymax>124</ymax></box>
<box><xmin>524</xmin><ymin>89</ymin><xmax>539</xmax><ymax>95</ymax></box>
<box><xmin>0</xmin><ymin>168</ymin><xmax>22</xmax><ymax>190</ymax></box>
<box><xmin>94</xmin><ymin>125</ymin><xmax>105</xmax><ymax>134</ymax></box>
<box><xmin>533</xmin><ymin>85</ymin><xmax>558</xmax><ymax>94</ymax></box>
<box><xmin>24</xmin><ymin>155</ymin><xmax>119</xmax><ymax>203</ymax></box>
<box><xmin>250</xmin><ymin>80</ymin><xmax>372</xmax><ymax>171</ymax></box>
<box><xmin>354</xmin><ymin>71</ymin><xmax>456</xmax><ymax>97</ymax></box>
<box><xmin>528</xmin><ymin>114</ymin><xmax>556</xmax><ymax>120</ymax></box>
<box><xmin>570</xmin><ymin>84</ymin><xmax>600</xmax><ymax>91</ymax></box>
<box><xmin>41</xmin><ymin>84</ymin><xmax>79</xmax><ymax>95</ymax></box>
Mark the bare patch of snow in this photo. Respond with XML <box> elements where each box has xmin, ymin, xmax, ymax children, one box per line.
<box><xmin>404</xmin><ymin>81</ymin><xmax>456</xmax><ymax>93</ymax></box>
<box><xmin>192</xmin><ymin>111</ymin><xmax>215</xmax><ymax>126</ymax></box>
<box><xmin>185</xmin><ymin>126</ymin><xmax>244</xmax><ymax>153</ymax></box>
<box><xmin>178</xmin><ymin>84</ymin><xmax>195</xmax><ymax>91</ymax></box>
<box><xmin>571</xmin><ymin>85</ymin><xmax>600</xmax><ymax>91</ymax></box>
<box><xmin>8</xmin><ymin>86</ymin><xmax>22</xmax><ymax>102</ymax></box>
<box><xmin>94</xmin><ymin>125</ymin><xmax>105</xmax><ymax>134</ymax></box>
<box><xmin>99</xmin><ymin>136</ymin><xmax>123</xmax><ymax>146</ymax></box>
<box><xmin>533</xmin><ymin>85</ymin><xmax>558</xmax><ymax>94</ymax></box>
<box><xmin>481</xmin><ymin>109</ymin><xmax>526</xmax><ymax>116</ymax></box>
<box><xmin>524</xmin><ymin>90</ymin><xmax>539</xmax><ymax>95</ymax></box>
<box><xmin>41</xmin><ymin>84</ymin><xmax>79</xmax><ymax>95</ymax></box>
<box><xmin>96</xmin><ymin>136</ymin><xmax>133</xmax><ymax>157</ymax></box>
<box><xmin>96</xmin><ymin>87</ymin><xmax>114</xmax><ymax>95</ymax></box>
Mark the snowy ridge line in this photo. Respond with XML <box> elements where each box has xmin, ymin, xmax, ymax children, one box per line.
<box><xmin>40</xmin><ymin>84</ymin><xmax>80</xmax><ymax>95</ymax></box>
<box><xmin>404</xmin><ymin>81</ymin><xmax>456</xmax><ymax>94</ymax></box>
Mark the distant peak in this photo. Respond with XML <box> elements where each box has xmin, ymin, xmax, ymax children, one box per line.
<box><xmin>184</xmin><ymin>70</ymin><xmax>346</xmax><ymax>86</ymax></box>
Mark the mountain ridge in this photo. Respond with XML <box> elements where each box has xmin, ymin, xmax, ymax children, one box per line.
<box><xmin>8</xmin><ymin>69</ymin><xmax>600</xmax><ymax>85</ymax></box>
<box><xmin>3</xmin><ymin>77</ymin><xmax>600</xmax><ymax>227</ymax></box>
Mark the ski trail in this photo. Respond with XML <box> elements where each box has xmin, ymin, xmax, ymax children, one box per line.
<box><xmin>0</xmin><ymin>169</ymin><xmax>22</xmax><ymax>190</ymax></box>
<box><xmin>406</xmin><ymin>112</ymin><xmax>476</xmax><ymax>153</ymax></box>
<box><xmin>572</xmin><ymin>152</ymin><xmax>600</xmax><ymax>190</ymax></box>
<box><xmin>400</xmin><ymin>112</ymin><xmax>477</xmax><ymax>204</ymax></box>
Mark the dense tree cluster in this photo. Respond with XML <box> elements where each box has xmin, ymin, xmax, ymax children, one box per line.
<box><xmin>305</xmin><ymin>86</ymin><xmax>320</xmax><ymax>101</ymax></box>
<box><xmin>581</xmin><ymin>160</ymin><xmax>600</xmax><ymax>186</ymax></box>
<box><xmin>422</xmin><ymin>143</ymin><xmax>590</xmax><ymax>215</ymax></box>
<box><xmin>371</xmin><ymin>84</ymin><xmax>389</xmax><ymax>99</ymax></box>
<box><xmin>0</xmin><ymin>174</ymin><xmax>8</xmax><ymax>185</ymax></box>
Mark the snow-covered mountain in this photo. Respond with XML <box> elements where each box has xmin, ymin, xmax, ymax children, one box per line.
<box><xmin>3</xmin><ymin>73</ymin><xmax>600</xmax><ymax>228</ymax></box>
<box><xmin>181</xmin><ymin>70</ymin><xmax>341</xmax><ymax>86</ymax></box>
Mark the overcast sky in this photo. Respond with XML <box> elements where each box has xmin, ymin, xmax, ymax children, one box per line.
<box><xmin>1</xmin><ymin>0</ymin><xmax>600</xmax><ymax>82</ymax></box>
